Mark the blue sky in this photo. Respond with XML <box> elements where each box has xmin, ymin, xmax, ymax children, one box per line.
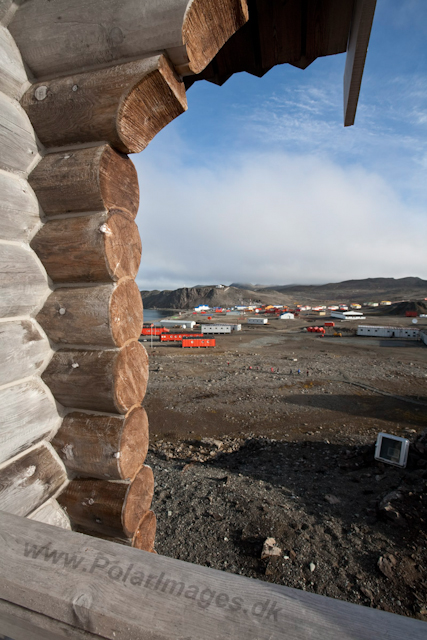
<box><xmin>133</xmin><ymin>1</ymin><xmax>427</xmax><ymax>291</ymax></box>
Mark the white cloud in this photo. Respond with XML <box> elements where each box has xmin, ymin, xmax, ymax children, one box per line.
<box><xmin>133</xmin><ymin>148</ymin><xmax>427</xmax><ymax>290</ymax></box>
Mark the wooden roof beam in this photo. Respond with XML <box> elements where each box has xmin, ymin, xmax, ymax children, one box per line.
<box><xmin>344</xmin><ymin>0</ymin><xmax>377</xmax><ymax>126</ymax></box>
<box><xmin>9</xmin><ymin>0</ymin><xmax>249</xmax><ymax>79</ymax></box>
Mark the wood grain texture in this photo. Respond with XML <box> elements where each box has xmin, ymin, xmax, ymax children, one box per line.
<box><xmin>0</xmin><ymin>379</ymin><xmax>60</xmax><ymax>466</ymax></box>
<box><xmin>29</xmin><ymin>145</ymin><xmax>139</xmax><ymax>218</ymax></box>
<box><xmin>132</xmin><ymin>510</ymin><xmax>156</xmax><ymax>551</ymax></box>
<box><xmin>1</xmin><ymin>512</ymin><xmax>427</xmax><ymax>640</ymax></box>
<box><xmin>29</xmin><ymin>498</ymin><xmax>71</xmax><ymax>530</ymax></box>
<box><xmin>57</xmin><ymin>465</ymin><xmax>154</xmax><ymax>538</ymax></box>
<box><xmin>0</xmin><ymin>598</ymin><xmax>101</xmax><ymax>640</ymax></box>
<box><xmin>42</xmin><ymin>340</ymin><xmax>149</xmax><ymax>413</ymax></box>
<box><xmin>0</xmin><ymin>170</ymin><xmax>41</xmax><ymax>241</ymax></box>
<box><xmin>0</xmin><ymin>24</ymin><xmax>27</xmax><ymax>99</ymax></box>
<box><xmin>0</xmin><ymin>91</ymin><xmax>38</xmax><ymax>175</ymax></box>
<box><xmin>344</xmin><ymin>0</ymin><xmax>377</xmax><ymax>126</ymax></box>
<box><xmin>0</xmin><ymin>243</ymin><xmax>48</xmax><ymax>317</ymax></box>
<box><xmin>305</xmin><ymin>0</ymin><xmax>354</xmax><ymax>61</ymax></box>
<box><xmin>0</xmin><ymin>444</ymin><xmax>66</xmax><ymax>517</ymax></box>
<box><xmin>0</xmin><ymin>319</ymin><xmax>51</xmax><ymax>386</ymax></box>
<box><xmin>9</xmin><ymin>0</ymin><xmax>248</xmax><ymax>77</ymax></box>
<box><xmin>52</xmin><ymin>407</ymin><xmax>149</xmax><ymax>480</ymax></box>
<box><xmin>0</xmin><ymin>1</ymin><xmax>14</xmax><ymax>25</ymax></box>
<box><xmin>183</xmin><ymin>0</ymin><xmax>249</xmax><ymax>73</ymax></box>
<box><xmin>21</xmin><ymin>56</ymin><xmax>187</xmax><ymax>153</ymax></box>
<box><xmin>36</xmin><ymin>280</ymin><xmax>143</xmax><ymax>347</ymax></box>
<box><xmin>30</xmin><ymin>210</ymin><xmax>141</xmax><ymax>284</ymax></box>
<box><xmin>257</xmin><ymin>0</ymin><xmax>302</xmax><ymax>69</ymax></box>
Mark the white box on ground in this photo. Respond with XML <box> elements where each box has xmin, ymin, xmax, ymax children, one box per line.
<box><xmin>374</xmin><ymin>433</ymin><xmax>409</xmax><ymax>468</ymax></box>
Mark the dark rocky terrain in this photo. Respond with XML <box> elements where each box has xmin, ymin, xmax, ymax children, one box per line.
<box><xmin>141</xmin><ymin>319</ymin><xmax>427</xmax><ymax>620</ymax></box>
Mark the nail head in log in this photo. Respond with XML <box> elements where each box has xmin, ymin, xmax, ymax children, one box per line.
<box><xmin>42</xmin><ymin>340</ymin><xmax>149</xmax><ymax>413</ymax></box>
<box><xmin>57</xmin><ymin>466</ymin><xmax>154</xmax><ymax>538</ymax></box>
<box><xmin>29</xmin><ymin>145</ymin><xmax>139</xmax><ymax>218</ymax></box>
<box><xmin>21</xmin><ymin>56</ymin><xmax>187</xmax><ymax>154</ymax></box>
<box><xmin>132</xmin><ymin>510</ymin><xmax>156</xmax><ymax>552</ymax></box>
<box><xmin>37</xmin><ymin>280</ymin><xmax>143</xmax><ymax>347</ymax></box>
<box><xmin>53</xmin><ymin>407</ymin><xmax>149</xmax><ymax>480</ymax></box>
<box><xmin>31</xmin><ymin>210</ymin><xmax>141</xmax><ymax>283</ymax></box>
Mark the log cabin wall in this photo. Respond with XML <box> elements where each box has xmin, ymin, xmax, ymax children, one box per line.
<box><xmin>1</xmin><ymin>0</ymin><xmax>373</xmax><ymax>553</ymax></box>
<box><xmin>1</xmin><ymin>0</ymin><xmax>250</xmax><ymax>550</ymax></box>
<box><xmin>0</xmin><ymin>4</ymin><xmax>69</xmax><ymax>529</ymax></box>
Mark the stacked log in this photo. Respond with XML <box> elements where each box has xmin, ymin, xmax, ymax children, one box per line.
<box><xmin>52</xmin><ymin>408</ymin><xmax>149</xmax><ymax>481</ymax></box>
<box><xmin>2</xmin><ymin>0</ymin><xmax>250</xmax><ymax>549</ymax></box>
<box><xmin>22</xmin><ymin>62</ymin><xmax>166</xmax><ymax>547</ymax></box>
<box><xmin>0</xmin><ymin>17</ymin><xmax>67</xmax><ymax>524</ymax></box>
<box><xmin>28</xmin><ymin>140</ymin><xmax>153</xmax><ymax>547</ymax></box>
<box><xmin>57</xmin><ymin>466</ymin><xmax>154</xmax><ymax>539</ymax></box>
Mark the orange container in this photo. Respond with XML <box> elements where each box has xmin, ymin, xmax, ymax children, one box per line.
<box><xmin>182</xmin><ymin>338</ymin><xmax>215</xmax><ymax>348</ymax></box>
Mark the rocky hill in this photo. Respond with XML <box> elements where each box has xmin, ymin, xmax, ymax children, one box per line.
<box><xmin>140</xmin><ymin>277</ymin><xmax>427</xmax><ymax>309</ymax></box>
<box><xmin>262</xmin><ymin>277</ymin><xmax>427</xmax><ymax>301</ymax></box>
<box><xmin>140</xmin><ymin>286</ymin><xmax>295</xmax><ymax>310</ymax></box>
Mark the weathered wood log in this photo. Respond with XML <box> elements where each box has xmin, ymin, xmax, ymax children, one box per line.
<box><xmin>0</xmin><ymin>24</ymin><xmax>27</xmax><ymax>99</ymax></box>
<box><xmin>21</xmin><ymin>56</ymin><xmax>187</xmax><ymax>154</ymax></box>
<box><xmin>0</xmin><ymin>443</ymin><xmax>67</xmax><ymax>517</ymax></box>
<box><xmin>30</xmin><ymin>210</ymin><xmax>141</xmax><ymax>284</ymax></box>
<box><xmin>9</xmin><ymin>0</ymin><xmax>249</xmax><ymax>77</ymax></box>
<box><xmin>74</xmin><ymin>509</ymin><xmax>156</xmax><ymax>551</ymax></box>
<box><xmin>132</xmin><ymin>510</ymin><xmax>156</xmax><ymax>552</ymax></box>
<box><xmin>0</xmin><ymin>379</ymin><xmax>60</xmax><ymax>466</ymax></box>
<box><xmin>0</xmin><ymin>171</ymin><xmax>41</xmax><ymax>241</ymax></box>
<box><xmin>52</xmin><ymin>407</ymin><xmax>149</xmax><ymax>480</ymax></box>
<box><xmin>36</xmin><ymin>280</ymin><xmax>143</xmax><ymax>348</ymax></box>
<box><xmin>2</xmin><ymin>512</ymin><xmax>427</xmax><ymax>640</ymax></box>
<box><xmin>57</xmin><ymin>466</ymin><xmax>154</xmax><ymax>538</ymax></box>
<box><xmin>0</xmin><ymin>0</ymin><xmax>14</xmax><ymax>25</ymax></box>
<box><xmin>0</xmin><ymin>1</ymin><xmax>22</xmax><ymax>27</ymax></box>
<box><xmin>42</xmin><ymin>340</ymin><xmax>149</xmax><ymax>413</ymax></box>
<box><xmin>29</xmin><ymin>145</ymin><xmax>139</xmax><ymax>218</ymax></box>
<box><xmin>0</xmin><ymin>319</ymin><xmax>51</xmax><ymax>386</ymax></box>
<box><xmin>182</xmin><ymin>0</ymin><xmax>249</xmax><ymax>75</ymax></box>
<box><xmin>0</xmin><ymin>243</ymin><xmax>48</xmax><ymax>318</ymax></box>
<box><xmin>29</xmin><ymin>498</ymin><xmax>71</xmax><ymax>530</ymax></box>
<box><xmin>0</xmin><ymin>91</ymin><xmax>38</xmax><ymax>175</ymax></box>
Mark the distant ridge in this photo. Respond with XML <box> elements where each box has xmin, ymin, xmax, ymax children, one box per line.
<box><xmin>140</xmin><ymin>277</ymin><xmax>427</xmax><ymax>309</ymax></box>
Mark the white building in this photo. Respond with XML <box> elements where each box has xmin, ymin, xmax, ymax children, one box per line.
<box><xmin>280</xmin><ymin>313</ymin><xmax>294</xmax><ymax>319</ymax></box>
<box><xmin>247</xmin><ymin>317</ymin><xmax>268</xmax><ymax>325</ymax></box>
<box><xmin>217</xmin><ymin>323</ymin><xmax>242</xmax><ymax>331</ymax></box>
<box><xmin>331</xmin><ymin>311</ymin><xmax>366</xmax><ymax>321</ymax></box>
<box><xmin>201</xmin><ymin>325</ymin><xmax>232</xmax><ymax>334</ymax></box>
<box><xmin>421</xmin><ymin>331</ymin><xmax>427</xmax><ymax>346</ymax></box>
<box><xmin>357</xmin><ymin>326</ymin><xmax>420</xmax><ymax>339</ymax></box>
<box><xmin>194</xmin><ymin>305</ymin><xmax>210</xmax><ymax>312</ymax></box>
<box><xmin>159</xmin><ymin>320</ymin><xmax>196</xmax><ymax>329</ymax></box>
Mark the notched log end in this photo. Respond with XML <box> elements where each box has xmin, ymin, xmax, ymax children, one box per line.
<box><xmin>183</xmin><ymin>0</ymin><xmax>249</xmax><ymax>74</ymax></box>
<box><xmin>132</xmin><ymin>510</ymin><xmax>156</xmax><ymax>552</ymax></box>
<box><xmin>122</xmin><ymin>465</ymin><xmax>154</xmax><ymax>537</ymax></box>
<box><xmin>110</xmin><ymin>278</ymin><xmax>143</xmax><ymax>347</ymax></box>
<box><xmin>119</xmin><ymin>406</ymin><xmax>149</xmax><ymax>481</ymax></box>
<box><xmin>99</xmin><ymin>146</ymin><xmax>139</xmax><ymax>218</ymax></box>
<box><xmin>118</xmin><ymin>56</ymin><xmax>187</xmax><ymax>154</ymax></box>
<box><xmin>114</xmin><ymin>340</ymin><xmax>149</xmax><ymax>414</ymax></box>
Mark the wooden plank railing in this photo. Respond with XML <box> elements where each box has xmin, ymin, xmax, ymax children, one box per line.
<box><xmin>0</xmin><ymin>512</ymin><xmax>426</xmax><ymax>640</ymax></box>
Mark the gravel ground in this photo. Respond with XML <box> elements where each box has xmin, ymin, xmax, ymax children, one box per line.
<box><xmin>141</xmin><ymin>321</ymin><xmax>427</xmax><ymax>620</ymax></box>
